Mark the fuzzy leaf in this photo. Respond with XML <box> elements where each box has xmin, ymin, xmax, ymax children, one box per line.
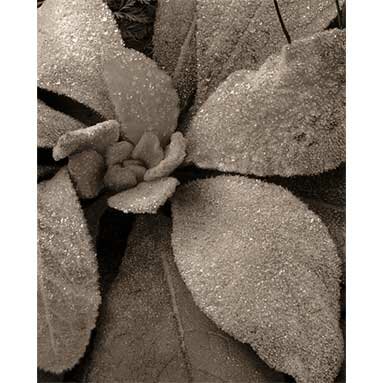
<box><xmin>38</xmin><ymin>168</ymin><xmax>101</xmax><ymax>373</ymax></box>
<box><xmin>38</xmin><ymin>0</ymin><xmax>126</xmax><ymax>118</ymax></box>
<box><xmin>196</xmin><ymin>0</ymin><xmax>343</xmax><ymax>104</ymax></box>
<box><xmin>38</xmin><ymin>100</ymin><xmax>85</xmax><ymax>149</ymax></box>
<box><xmin>171</xmin><ymin>175</ymin><xmax>344</xmax><ymax>382</ymax></box>
<box><xmin>103</xmin><ymin>50</ymin><xmax>180</xmax><ymax>146</ymax></box>
<box><xmin>53</xmin><ymin>120</ymin><xmax>120</xmax><ymax>161</ymax></box>
<box><xmin>153</xmin><ymin>0</ymin><xmax>197</xmax><ymax>108</ymax></box>
<box><xmin>188</xmin><ymin>30</ymin><xmax>345</xmax><ymax>177</ymax></box>
<box><xmin>85</xmin><ymin>214</ymin><xmax>285</xmax><ymax>382</ymax></box>
<box><xmin>67</xmin><ymin>150</ymin><xmax>105</xmax><ymax>199</ymax></box>
<box><xmin>108</xmin><ymin>177</ymin><xmax>179</xmax><ymax>214</ymax></box>
<box><xmin>144</xmin><ymin>132</ymin><xmax>187</xmax><ymax>181</ymax></box>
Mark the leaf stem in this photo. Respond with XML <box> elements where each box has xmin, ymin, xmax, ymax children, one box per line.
<box><xmin>273</xmin><ymin>0</ymin><xmax>291</xmax><ymax>44</ymax></box>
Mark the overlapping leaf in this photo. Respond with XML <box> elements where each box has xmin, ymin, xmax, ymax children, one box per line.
<box><xmin>38</xmin><ymin>168</ymin><xmax>101</xmax><ymax>373</ymax></box>
<box><xmin>85</xmin><ymin>215</ymin><xmax>285</xmax><ymax>382</ymax></box>
<box><xmin>108</xmin><ymin>177</ymin><xmax>179</xmax><ymax>214</ymax></box>
<box><xmin>153</xmin><ymin>0</ymin><xmax>197</xmax><ymax>108</ymax></box>
<box><xmin>188</xmin><ymin>29</ymin><xmax>345</xmax><ymax>177</ymax></box>
<box><xmin>171</xmin><ymin>175</ymin><xmax>344</xmax><ymax>382</ymax></box>
<box><xmin>196</xmin><ymin>0</ymin><xmax>343</xmax><ymax>104</ymax></box>
<box><xmin>38</xmin><ymin>0</ymin><xmax>126</xmax><ymax>119</ymax></box>
<box><xmin>103</xmin><ymin>50</ymin><xmax>180</xmax><ymax>146</ymax></box>
<box><xmin>38</xmin><ymin>100</ymin><xmax>85</xmax><ymax>149</ymax></box>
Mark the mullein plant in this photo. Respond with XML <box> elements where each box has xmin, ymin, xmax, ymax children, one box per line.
<box><xmin>37</xmin><ymin>0</ymin><xmax>346</xmax><ymax>382</ymax></box>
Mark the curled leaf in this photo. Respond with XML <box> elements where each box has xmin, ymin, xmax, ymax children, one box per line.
<box><xmin>38</xmin><ymin>100</ymin><xmax>85</xmax><ymax>148</ymax></box>
<box><xmin>153</xmin><ymin>0</ymin><xmax>197</xmax><ymax>108</ymax></box>
<box><xmin>38</xmin><ymin>0</ymin><xmax>126</xmax><ymax>118</ymax></box>
<box><xmin>188</xmin><ymin>29</ymin><xmax>345</xmax><ymax>176</ymax></box>
<box><xmin>108</xmin><ymin>177</ymin><xmax>179</xmax><ymax>214</ymax></box>
<box><xmin>131</xmin><ymin>132</ymin><xmax>164</xmax><ymax>168</ymax></box>
<box><xmin>103</xmin><ymin>50</ymin><xmax>180</xmax><ymax>145</ymax></box>
<box><xmin>86</xmin><ymin>214</ymin><xmax>285</xmax><ymax>383</ymax></box>
<box><xmin>171</xmin><ymin>175</ymin><xmax>343</xmax><ymax>382</ymax></box>
<box><xmin>144</xmin><ymin>132</ymin><xmax>187</xmax><ymax>181</ymax></box>
<box><xmin>38</xmin><ymin>168</ymin><xmax>101</xmax><ymax>373</ymax></box>
<box><xmin>53</xmin><ymin>120</ymin><xmax>120</xmax><ymax>161</ymax></box>
<box><xmin>196</xmin><ymin>0</ymin><xmax>343</xmax><ymax>104</ymax></box>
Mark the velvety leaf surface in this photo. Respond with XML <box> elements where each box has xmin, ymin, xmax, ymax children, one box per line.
<box><xmin>38</xmin><ymin>0</ymin><xmax>126</xmax><ymax>119</ymax></box>
<box><xmin>38</xmin><ymin>100</ymin><xmax>85</xmax><ymax>149</ymax></box>
<box><xmin>103</xmin><ymin>51</ymin><xmax>180</xmax><ymax>146</ymax></box>
<box><xmin>86</xmin><ymin>214</ymin><xmax>286</xmax><ymax>383</ymax></box>
<box><xmin>108</xmin><ymin>177</ymin><xmax>179</xmax><ymax>214</ymax></box>
<box><xmin>153</xmin><ymin>0</ymin><xmax>197</xmax><ymax>108</ymax></box>
<box><xmin>196</xmin><ymin>0</ymin><xmax>343</xmax><ymax>104</ymax></box>
<box><xmin>144</xmin><ymin>132</ymin><xmax>187</xmax><ymax>181</ymax></box>
<box><xmin>53</xmin><ymin>120</ymin><xmax>120</xmax><ymax>161</ymax></box>
<box><xmin>38</xmin><ymin>168</ymin><xmax>101</xmax><ymax>373</ymax></box>
<box><xmin>171</xmin><ymin>176</ymin><xmax>344</xmax><ymax>383</ymax></box>
<box><xmin>188</xmin><ymin>29</ymin><xmax>345</xmax><ymax>177</ymax></box>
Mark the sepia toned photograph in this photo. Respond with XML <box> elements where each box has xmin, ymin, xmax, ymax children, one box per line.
<box><xmin>36</xmin><ymin>1</ymin><xmax>347</xmax><ymax>382</ymax></box>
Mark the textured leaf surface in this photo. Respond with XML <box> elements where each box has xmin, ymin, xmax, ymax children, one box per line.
<box><xmin>86</xmin><ymin>214</ymin><xmax>286</xmax><ymax>382</ymax></box>
<box><xmin>38</xmin><ymin>0</ymin><xmax>126</xmax><ymax>119</ymax></box>
<box><xmin>108</xmin><ymin>177</ymin><xmax>179</xmax><ymax>214</ymax></box>
<box><xmin>38</xmin><ymin>168</ymin><xmax>101</xmax><ymax>373</ymax></box>
<box><xmin>53</xmin><ymin>120</ymin><xmax>120</xmax><ymax>161</ymax></box>
<box><xmin>305</xmin><ymin>200</ymin><xmax>345</xmax><ymax>279</ymax></box>
<box><xmin>171</xmin><ymin>176</ymin><xmax>344</xmax><ymax>382</ymax></box>
<box><xmin>196</xmin><ymin>0</ymin><xmax>343</xmax><ymax>104</ymax></box>
<box><xmin>154</xmin><ymin>0</ymin><xmax>197</xmax><ymax>108</ymax></box>
<box><xmin>144</xmin><ymin>132</ymin><xmax>187</xmax><ymax>181</ymax></box>
<box><xmin>38</xmin><ymin>100</ymin><xmax>85</xmax><ymax>149</ymax></box>
<box><xmin>188</xmin><ymin>30</ymin><xmax>345</xmax><ymax>177</ymax></box>
<box><xmin>103</xmin><ymin>51</ymin><xmax>179</xmax><ymax>146</ymax></box>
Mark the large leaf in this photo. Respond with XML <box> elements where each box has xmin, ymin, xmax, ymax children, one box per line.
<box><xmin>85</xmin><ymin>214</ymin><xmax>285</xmax><ymax>382</ymax></box>
<box><xmin>153</xmin><ymin>0</ymin><xmax>197</xmax><ymax>108</ymax></box>
<box><xmin>38</xmin><ymin>0</ymin><xmax>126</xmax><ymax>119</ymax></box>
<box><xmin>38</xmin><ymin>168</ymin><xmax>101</xmax><ymax>373</ymax></box>
<box><xmin>171</xmin><ymin>176</ymin><xmax>344</xmax><ymax>382</ymax></box>
<box><xmin>103</xmin><ymin>50</ymin><xmax>180</xmax><ymax>146</ymax></box>
<box><xmin>188</xmin><ymin>29</ymin><xmax>345</xmax><ymax>177</ymax></box>
<box><xmin>196</xmin><ymin>0</ymin><xmax>343</xmax><ymax>104</ymax></box>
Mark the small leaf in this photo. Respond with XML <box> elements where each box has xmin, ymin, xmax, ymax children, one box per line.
<box><xmin>188</xmin><ymin>29</ymin><xmax>345</xmax><ymax>177</ymax></box>
<box><xmin>67</xmin><ymin>150</ymin><xmax>105</xmax><ymax>199</ymax></box>
<box><xmin>171</xmin><ymin>175</ymin><xmax>344</xmax><ymax>382</ymax></box>
<box><xmin>38</xmin><ymin>168</ymin><xmax>101</xmax><ymax>373</ymax></box>
<box><xmin>103</xmin><ymin>50</ymin><xmax>180</xmax><ymax>146</ymax></box>
<box><xmin>38</xmin><ymin>0</ymin><xmax>126</xmax><ymax>118</ymax></box>
<box><xmin>196</xmin><ymin>0</ymin><xmax>344</xmax><ymax>104</ymax></box>
<box><xmin>104</xmin><ymin>164</ymin><xmax>138</xmax><ymax>192</ymax></box>
<box><xmin>107</xmin><ymin>177</ymin><xmax>179</xmax><ymax>214</ymax></box>
<box><xmin>38</xmin><ymin>100</ymin><xmax>85</xmax><ymax>149</ymax></box>
<box><xmin>85</xmin><ymin>214</ymin><xmax>286</xmax><ymax>382</ymax></box>
<box><xmin>144</xmin><ymin>132</ymin><xmax>187</xmax><ymax>181</ymax></box>
<box><xmin>153</xmin><ymin>0</ymin><xmax>197</xmax><ymax>108</ymax></box>
<box><xmin>131</xmin><ymin>132</ymin><xmax>164</xmax><ymax>168</ymax></box>
<box><xmin>53</xmin><ymin>120</ymin><xmax>120</xmax><ymax>161</ymax></box>
<box><xmin>105</xmin><ymin>141</ymin><xmax>134</xmax><ymax>167</ymax></box>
